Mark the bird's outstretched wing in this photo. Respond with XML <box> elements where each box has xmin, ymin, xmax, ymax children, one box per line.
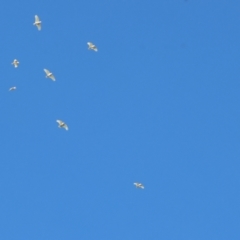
<box><xmin>9</xmin><ymin>87</ymin><xmax>16</xmax><ymax>91</ymax></box>
<box><xmin>63</xmin><ymin>124</ymin><xmax>69</xmax><ymax>130</ymax></box>
<box><xmin>35</xmin><ymin>15</ymin><xmax>40</xmax><ymax>22</ymax></box>
<box><xmin>50</xmin><ymin>74</ymin><xmax>55</xmax><ymax>81</ymax></box>
<box><xmin>44</xmin><ymin>69</ymin><xmax>50</xmax><ymax>74</ymax></box>
<box><xmin>93</xmin><ymin>47</ymin><xmax>98</xmax><ymax>52</ymax></box>
<box><xmin>87</xmin><ymin>42</ymin><xmax>93</xmax><ymax>47</ymax></box>
<box><xmin>56</xmin><ymin>120</ymin><xmax>63</xmax><ymax>125</ymax></box>
<box><xmin>36</xmin><ymin>23</ymin><xmax>41</xmax><ymax>30</ymax></box>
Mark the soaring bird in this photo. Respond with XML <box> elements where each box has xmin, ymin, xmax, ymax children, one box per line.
<box><xmin>33</xmin><ymin>15</ymin><xmax>41</xmax><ymax>30</ymax></box>
<box><xmin>9</xmin><ymin>86</ymin><xmax>17</xmax><ymax>91</ymax></box>
<box><xmin>87</xmin><ymin>42</ymin><xmax>98</xmax><ymax>52</ymax></box>
<box><xmin>44</xmin><ymin>69</ymin><xmax>55</xmax><ymax>81</ymax></box>
<box><xmin>56</xmin><ymin>120</ymin><xmax>68</xmax><ymax>130</ymax></box>
<box><xmin>133</xmin><ymin>182</ymin><xmax>144</xmax><ymax>189</ymax></box>
<box><xmin>12</xmin><ymin>59</ymin><xmax>19</xmax><ymax>68</ymax></box>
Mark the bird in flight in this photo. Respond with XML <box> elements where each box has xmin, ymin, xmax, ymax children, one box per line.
<box><xmin>12</xmin><ymin>59</ymin><xmax>19</xmax><ymax>68</ymax></box>
<box><xmin>44</xmin><ymin>69</ymin><xmax>55</xmax><ymax>81</ymax></box>
<box><xmin>33</xmin><ymin>15</ymin><xmax>41</xmax><ymax>30</ymax></box>
<box><xmin>56</xmin><ymin>120</ymin><xmax>68</xmax><ymax>130</ymax></box>
<box><xmin>87</xmin><ymin>42</ymin><xmax>98</xmax><ymax>52</ymax></box>
<box><xmin>9</xmin><ymin>86</ymin><xmax>17</xmax><ymax>91</ymax></box>
<box><xmin>134</xmin><ymin>182</ymin><xmax>144</xmax><ymax>189</ymax></box>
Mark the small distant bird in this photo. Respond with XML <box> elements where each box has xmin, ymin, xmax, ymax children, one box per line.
<box><xmin>33</xmin><ymin>15</ymin><xmax>41</xmax><ymax>30</ymax></box>
<box><xmin>12</xmin><ymin>59</ymin><xmax>19</xmax><ymax>68</ymax></box>
<box><xmin>56</xmin><ymin>120</ymin><xmax>68</xmax><ymax>130</ymax></box>
<box><xmin>134</xmin><ymin>182</ymin><xmax>144</xmax><ymax>189</ymax></box>
<box><xmin>87</xmin><ymin>42</ymin><xmax>98</xmax><ymax>52</ymax></box>
<box><xmin>44</xmin><ymin>69</ymin><xmax>55</xmax><ymax>81</ymax></box>
<box><xmin>9</xmin><ymin>86</ymin><xmax>17</xmax><ymax>91</ymax></box>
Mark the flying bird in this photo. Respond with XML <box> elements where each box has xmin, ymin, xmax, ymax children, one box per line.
<box><xmin>33</xmin><ymin>15</ymin><xmax>41</xmax><ymax>30</ymax></box>
<box><xmin>44</xmin><ymin>69</ymin><xmax>55</xmax><ymax>81</ymax></box>
<box><xmin>56</xmin><ymin>120</ymin><xmax>68</xmax><ymax>130</ymax></box>
<box><xmin>134</xmin><ymin>182</ymin><xmax>144</xmax><ymax>189</ymax></box>
<box><xmin>9</xmin><ymin>86</ymin><xmax>17</xmax><ymax>91</ymax></box>
<box><xmin>87</xmin><ymin>42</ymin><xmax>98</xmax><ymax>52</ymax></box>
<box><xmin>12</xmin><ymin>59</ymin><xmax>19</xmax><ymax>68</ymax></box>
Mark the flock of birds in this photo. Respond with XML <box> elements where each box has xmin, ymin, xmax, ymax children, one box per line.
<box><xmin>10</xmin><ymin>15</ymin><xmax>145</xmax><ymax>190</ymax></box>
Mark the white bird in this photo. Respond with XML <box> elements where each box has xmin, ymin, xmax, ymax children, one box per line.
<box><xmin>134</xmin><ymin>182</ymin><xmax>144</xmax><ymax>189</ymax></box>
<box><xmin>9</xmin><ymin>86</ymin><xmax>17</xmax><ymax>91</ymax></box>
<box><xmin>56</xmin><ymin>120</ymin><xmax>68</xmax><ymax>130</ymax></box>
<box><xmin>44</xmin><ymin>69</ymin><xmax>55</xmax><ymax>81</ymax></box>
<box><xmin>12</xmin><ymin>59</ymin><xmax>19</xmax><ymax>68</ymax></box>
<box><xmin>33</xmin><ymin>15</ymin><xmax>41</xmax><ymax>30</ymax></box>
<box><xmin>87</xmin><ymin>42</ymin><xmax>98</xmax><ymax>52</ymax></box>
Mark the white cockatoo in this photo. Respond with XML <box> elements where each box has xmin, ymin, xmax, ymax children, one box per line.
<box><xmin>9</xmin><ymin>86</ymin><xmax>17</xmax><ymax>91</ymax></box>
<box><xmin>134</xmin><ymin>182</ymin><xmax>144</xmax><ymax>189</ymax></box>
<box><xmin>56</xmin><ymin>120</ymin><xmax>68</xmax><ymax>130</ymax></box>
<box><xmin>87</xmin><ymin>42</ymin><xmax>98</xmax><ymax>52</ymax></box>
<box><xmin>12</xmin><ymin>59</ymin><xmax>19</xmax><ymax>68</ymax></box>
<box><xmin>33</xmin><ymin>15</ymin><xmax>41</xmax><ymax>30</ymax></box>
<box><xmin>44</xmin><ymin>69</ymin><xmax>55</xmax><ymax>81</ymax></box>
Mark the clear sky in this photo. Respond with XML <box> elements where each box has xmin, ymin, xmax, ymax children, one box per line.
<box><xmin>0</xmin><ymin>1</ymin><xmax>239</xmax><ymax>239</ymax></box>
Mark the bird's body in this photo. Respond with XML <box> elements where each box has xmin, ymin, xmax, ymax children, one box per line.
<box><xmin>134</xmin><ymin>182</ymin><xmax>144</xmax><ymax>189</ymax></box>
<box><xmin>44</xmin><ymin>69</ymin><xmax>55</xmax><ymax>81</ymax></box>
<box><xmin>56</xmin><ymin>120</ymin><xmax>68</xmax><ymax>130</ymax></box>
<box><xmin>33</xmin><ymin>15</ymin><xmax>41</xmax><ymax>30</ymax></box>
<box><xmin>12</xmin><ymin>59</ymin><xmax>19</xmax><ymax>68</ymax></box>
<box><xmin>87</xmin><ymin>42</ymin><xmax>98</xmax><ymax>52</ymax></box>
<box><xmin>9</xmin><ymin>86</ymin><xmax>17</xmax><ymax>91</ymax></box>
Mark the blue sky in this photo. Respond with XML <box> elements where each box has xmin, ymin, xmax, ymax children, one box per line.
<box><xmin>0</xmin><ymin>1</ymin><xmax>239</xmax><ymax>239</ymax></box>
